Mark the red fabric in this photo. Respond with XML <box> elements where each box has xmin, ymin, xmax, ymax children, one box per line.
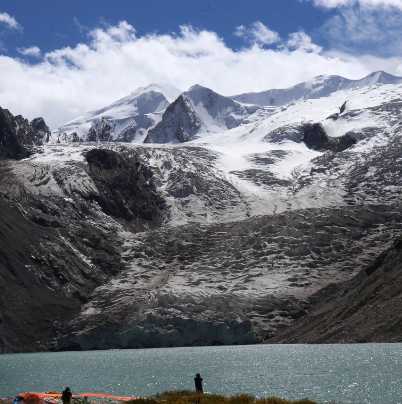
<box><xmin>19</xmin><ymin>395</ymin><xmax>61</xmax><ymax>399</ymax></box>
<box><xmin>21</xmin><ymin>394</ymin><xmax>47</xmax><ymax>404</ymax></box>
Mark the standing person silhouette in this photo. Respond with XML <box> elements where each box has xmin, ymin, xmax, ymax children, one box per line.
<box><xmin>194</xmin><ymin>374</ymin><xmax>203</xmax><ymax>393</ymax></box>
<box><xmin>62</xmin><ymin>388</ymin><xmax>72</xmax><ymax>404</ymax></box>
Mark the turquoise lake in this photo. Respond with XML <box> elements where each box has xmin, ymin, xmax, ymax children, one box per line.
<box><xmin>1</xmin><ymin>344</ymin><xmax>402</xmax><ymax>404</ymax></box>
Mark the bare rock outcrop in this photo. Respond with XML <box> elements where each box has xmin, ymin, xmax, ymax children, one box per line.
<box><xmin>0</xmin><ymin>108</ymin><xmax>30</xmax><ymax>159</ymax></box>
<box><xmin>87</xmin><ymin>118</ymin><xmax>116</xmax><ymax>142</ymax></box>
<box><xmin>144</xmin><ymin>94</ymin><xmax>202</xmax><ymax>143</ymax></box>
<box><xmin>302</xmin><ymin>123</ymin><xmax>356</xmax><ymax>152</ymax></box>
<box><xmin>0</xmin><ymin>108</ymin><xmax>52</xmax><ymax>160</ymax></box>
<box><xmin>116</xmin><ymin>122</ymin><xmax>138</xmax><ymax>142</ymax></box>
<box><xmin>30</xmin><ymin>117</ymin><xmax>51</xmax><ymax>143</ymax></box>
<box><xmin>85</xmin><ymin>149</ymin><xmax>166</xmax><ymax>223</ymax></box>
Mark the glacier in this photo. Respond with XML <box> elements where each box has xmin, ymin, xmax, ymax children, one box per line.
<box><xmin>2</xmin><ymin>70</ymin><xmax>402</xmax><ymax>351</ymax></box>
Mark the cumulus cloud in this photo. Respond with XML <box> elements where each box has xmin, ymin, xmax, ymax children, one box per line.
<box><xmin>307</xmin><ymin>0</ymin><xmax>402</xmax><ymax>9</ymax></box>
<box><xmin>234</xmin><ymin>21</ymin><xmax>280</xmax><ymax>45</ymax></box>
<box><xmin>0</xmin><ymin>12</ymin><xmax>22</xmax><ymax>31</ymax></box>
<box><xmin>320</xmin><ymin>6</ymin><xmax>402</xmax><ymax>56</ymax></box>
<box><xmin>326</xmin><ymin>49</ymin><xmax>402</xmax><ymax>73</ymax></box>
<box><xmin>286</xmin><ymin>31</ymin><xmax>322</xmax><ymax>53</ymax></box>
<box><xmin>0</xmin><ymin>21</ymin><xmax>395</xmax><ymax>130</ymax></box>
<box><xmin>17</xmin><ymin>46</ymin><xmax>41</xmax><ymax>57</ymax></box>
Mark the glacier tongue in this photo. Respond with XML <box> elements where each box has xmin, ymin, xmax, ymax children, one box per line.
<box><xmin>56</xmin><ymin>203</ymin><xmax>402</xmax><ymax>350</ymax></box>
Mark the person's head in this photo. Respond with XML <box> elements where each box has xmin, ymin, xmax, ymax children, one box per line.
<box><xmin>196</xmin><ymin>374</ymin><xmax>200</xmax><ymax>377</ymax></box>
<box><xmin>65</xmin><ymin>388</ymin><xmax>71</xmax><ymax>392</ymax></box>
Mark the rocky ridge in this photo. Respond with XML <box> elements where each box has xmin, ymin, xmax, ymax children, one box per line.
<box><xmin>145</xmin><ymin>93</ymin><xmax>202</xmax><ymax>143</ymax></box>
<box><xmin>231</xmin><ymin>71</ymin><xmax>402</xmax><ymax>106</ymax></box>
<box><xmin>53</xmin><ymin>83</ymin><xmax>182</xmax><ymax>143</ymax></box>
<box><xmin>144</xmin><ymin>85</ymin><xmax>266</xmax><ymax>144</ymax></box>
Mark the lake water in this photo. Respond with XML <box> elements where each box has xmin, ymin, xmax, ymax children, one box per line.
<box><xmin>1</xmin><ymin>344</ymin><xmax>402</xmax><ymax>404</ymax></box>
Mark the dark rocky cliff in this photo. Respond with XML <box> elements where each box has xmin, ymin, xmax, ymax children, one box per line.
<box><xmin>0</xmin><ymin>108</ymin><xmax>30</xmax><ymax>160</ymax></box>
<box><xmin>30</xmin><ymin>117</ymin><xmax>51</xmax><ymax>143</ymax></box>
<box><xmin>86</xmin><ymin>149</ymin><xmax>165</xmax><ymax>223</ymax></box>
<box><xmin>302</xmin><ymin>123</ymin><xmax>356</xmax><ymax>152</ymax></box>
<box><xmin>144</xmin><ymin>94</ymin><xmax>201</xmax><ymax>143</ymax></box>
<box><xmin>0</xmin><ymin>108</ymin><xmax>51</xmax><ymax>160</ymax></box>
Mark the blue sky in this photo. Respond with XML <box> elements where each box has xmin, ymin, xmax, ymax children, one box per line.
<box><xmin>2</xmin><ymin>0</ymin><xmax>334</xmax><ymax>57</ymax></box>
<box><xmin>1</xmin><ymin>0</ymin><xmax>402</xmax><ymax>128</ymax></box>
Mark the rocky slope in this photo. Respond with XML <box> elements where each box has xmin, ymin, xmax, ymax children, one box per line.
<box><xmin>0</xmin><ymin>108</ymin><xmax>29</xmax><ymax>160</ymax></box>
<box><xmin>267</xmin><ymin>234</ymin><xmax>402</xmax><ymax>344</ymax></box>
<box><xmin>0</xmin><ymin>192</ymin><xmax>123</xmax><ymax>353</ymax></box>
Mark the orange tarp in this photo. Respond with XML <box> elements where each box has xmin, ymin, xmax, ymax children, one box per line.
<box><xmin>20</xmin><ymin>394</ymin><xmax>47</xmax><ymax>404</ymax></box>
<box><xmin>18</xmin><ymin>393</ymin><xmax>143</xmax><ymax>401</ymax></box>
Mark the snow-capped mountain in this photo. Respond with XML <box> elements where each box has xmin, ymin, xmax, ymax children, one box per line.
<box><xmin>144</xmin><ymin>84</ymin><xmax>270</xmax><ymax>143</ymax></box>
<box><xmin>231</xmin><ymin>70</ymin><xmax>402</xmax><ymax>106</ymax></box>
<box><xmin>4</xmin><ymin>70</ymin><xmax>402</xmax><ymax>352</ymax></box>
<box><xmin>53</xmin><ymin>82</ymin><xmax>182</xmax><ymax>143</ymax></box>
<box><xmin>53</xmin><ymin>71</ymin><xmax>402</xmax><ymax>146</ymax></box>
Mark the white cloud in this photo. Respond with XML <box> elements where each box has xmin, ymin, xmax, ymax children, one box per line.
<box><xmin>74</xmin><ymin>17</ymin><xmax>88</xmax><ymax>36</ymax></box>
<box><xmin>0</xmin><ymin>12</ymin><xmax>22</xmax><ymax>31</ymax></box>
<box><xmin>307</xmin><ymin>0</ymin><xmax>402</xmax><ymax>9</ymax></box>
<box><xmin>17</xmin><ymin>46</ymin><xmax>41</xmax><ymax>57</ymax></box>
<box><xmin>286</xmin><ymin>31</ymin><xmax>322</xmax><ymax>53</ymax></box>
<box><xmin>327</xmin><ymin>49</ymin><xmax>402</xmax><ymax>73</ymax></box>
<box><xmin>234</xmin><ymin>26</ymin><xmax>246</xmax><ymax>37</ymax></box>
<box><xmin>0</xmin><ymin>21</ymin><xmax>396</xmax><ymax>130</ymax></box>
<box><xmin>320</xmin><ymin>6</ymin><xmax>402</xmax><ymax>56</ymax></box>
<box><xmin>234</xmin><ymin>21</ymin><xmax>280</xmax><ymax>45</ymax></box>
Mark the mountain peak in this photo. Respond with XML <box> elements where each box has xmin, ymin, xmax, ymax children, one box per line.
<box><xmin>186</xmin><ymin>84</ymin><xmax>218</xmax><ymax>100</ymax></box>
<box><xmin>130</xmin><ymin>82</ymin><xmax>182</xmax><ymax>102</ymax></box>
<box><xmin>54</xmin><ymin>82</ymin><xmax>182</xmax><ymax>143</ymax></box>
<box><xmin>187</xmin><ymin>83</ymin><xmax>210</xmax><ymax>92</ymax></box>
<box><xmin>231</xmin><ymin>70</ymin><xmax>402</xmax><ymax>106</ymax></box>
<box><xmin>185</xmin><ymin>84</ymin><xmax>221</xmax><ymax>109</ymax></box>
<box><xmin>144</xmin><ymin>84</ymin><xmax>263</xmax><ymax>144</ymax></box>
